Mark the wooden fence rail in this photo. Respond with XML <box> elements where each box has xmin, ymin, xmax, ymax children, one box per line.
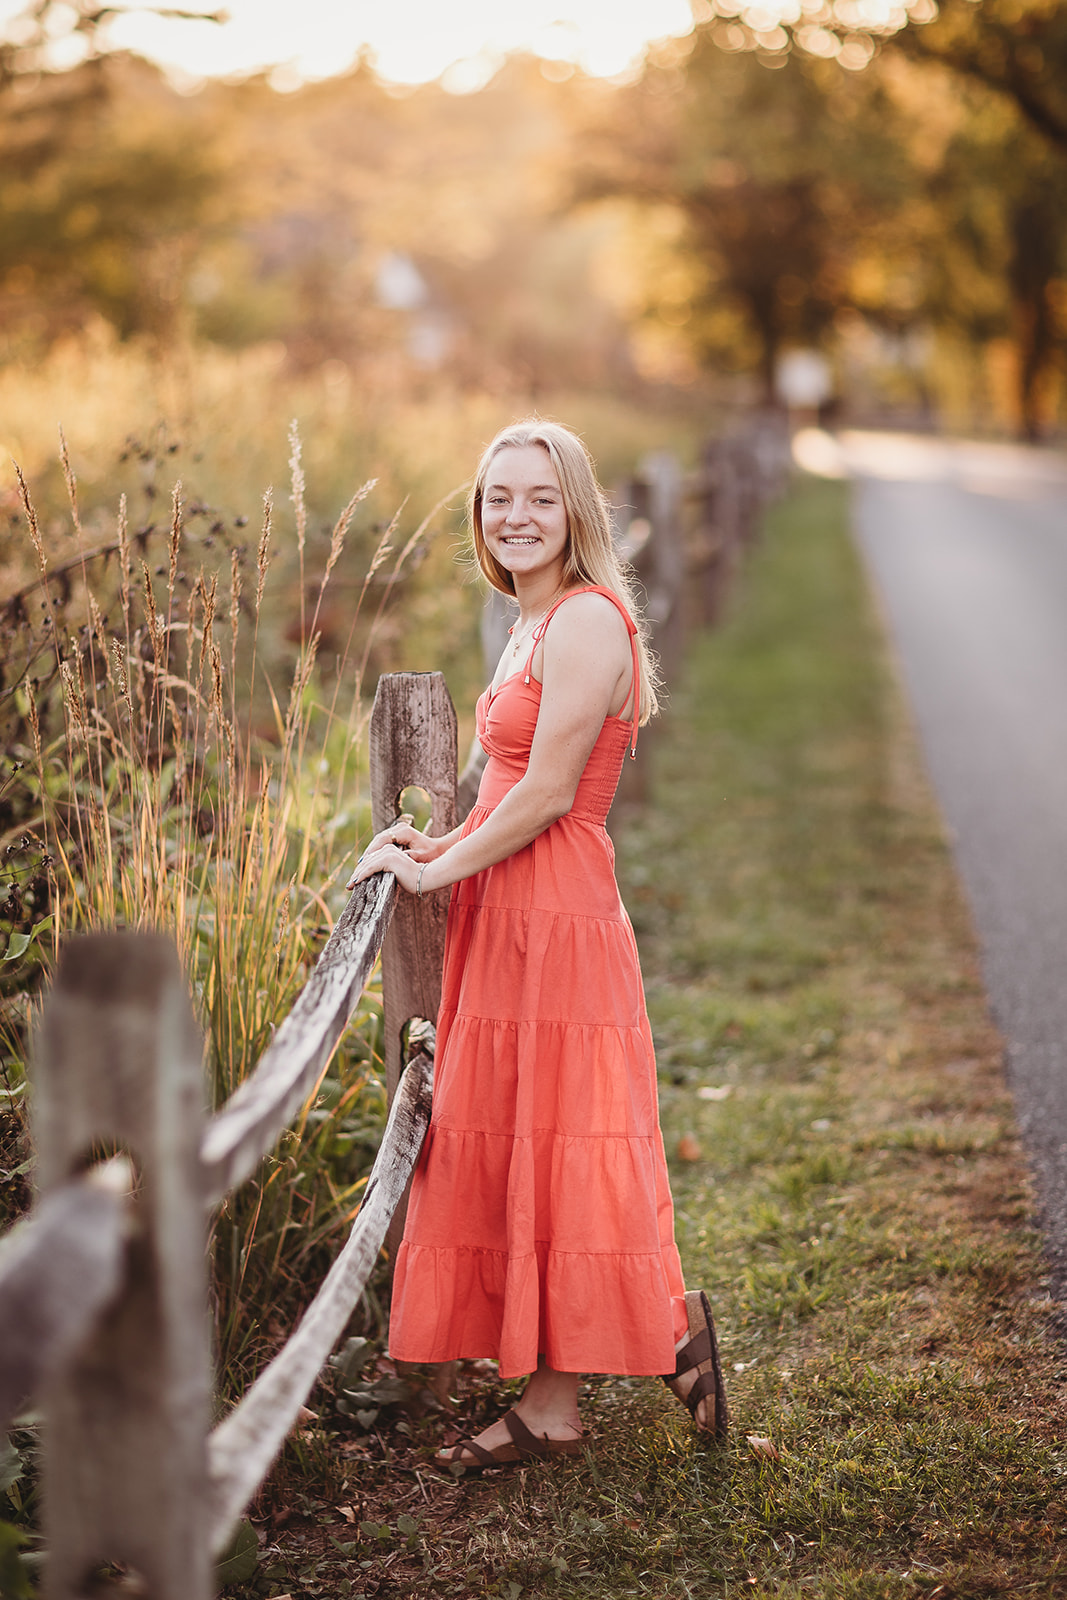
<box><xmin>0</xmin><ymin>416</ymin><xmax>789</xmax><ymax>1596</ymax></box>
<box><xmin>0</xmin><ymin>671</ymin><xmax>456</xmax><ymax>1600</ymax></box>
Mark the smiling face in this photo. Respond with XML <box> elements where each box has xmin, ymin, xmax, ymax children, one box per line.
<box><xmin>480</xmin><ymin>444</ymin><xmax>569</xmax><ymax>593</ymax></box>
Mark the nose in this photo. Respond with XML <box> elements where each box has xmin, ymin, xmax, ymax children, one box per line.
<box><xmin>506</xmin><ymin>497</ymin><xmax>530</xmax><ymax>527</ymax></box>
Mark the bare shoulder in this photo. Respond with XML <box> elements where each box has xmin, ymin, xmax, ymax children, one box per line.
<box><xmin>536</xmin><ymin>589</ymin><xmax>633</xmax><ymax>714</ymax></box>
<box><xmin>550</xmin><ymin>589</ymin><xmax>631</xmax><ymax>645</ymax></box>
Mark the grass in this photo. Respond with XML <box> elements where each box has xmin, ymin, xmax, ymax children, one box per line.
<box><xmin>0</xmin><ymin>426</ymin><xmax>432</xmax><ymax>1400</ymax></box>
<box><xmin>235</xmin><ymin>474</ymin><xmax>1067</xmax><ymax>1598</ymax></box>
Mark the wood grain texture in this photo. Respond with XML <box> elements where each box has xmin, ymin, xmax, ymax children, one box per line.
<box><xmin>0</xmin><ymin>1161</ymin><xmax>131</xmax><ymax>1434</ymax></box>
<box><xmin>200</xmin><ymin>872</ymin><xmax>397</xmax><ymax>1203</ymax></box>
<box><xmin>33</xmin><ymin>932</ymin><xmax>213</xmax><ymax>1600</ymax></box>
<box><xmin>207</xmin><ymin>1047</ymin><xmax>434</xmax><ymax>1553</ymax></box>
<box><xmin>369</xmin><ymin>671</ymin><xmax>456</xmax><ymax>1257</ymax></box>
<box><xmin>370</xmin><ymin>672</ymin><xmax>457</xmax><ymax>1095</ymax></box>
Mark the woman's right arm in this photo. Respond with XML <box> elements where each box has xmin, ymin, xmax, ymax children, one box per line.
<box><xmin>349</xmin><ymin>593</ymin><xmax>630</xmax><ymax>897</ymax></box>
<box><xmin>346</xmin><ymin>817</ymin><xmax>462</xmax><ymax>889</ymax></box>
<box><xmin>345</xmin><ymin>733</ymin><xmax>488</xmax><ymax>889</ymax></box>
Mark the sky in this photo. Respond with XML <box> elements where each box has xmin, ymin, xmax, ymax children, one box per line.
<box><xmin>0</xmin><ymin>1</ymin><xmax>699</xmax><ymax>90</ymax></box>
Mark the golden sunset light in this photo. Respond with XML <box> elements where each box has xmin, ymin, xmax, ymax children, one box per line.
<box><xmin>0</xmin><ymin>0</ymin><xmax>698</xmax><ymax>85</ymax></box>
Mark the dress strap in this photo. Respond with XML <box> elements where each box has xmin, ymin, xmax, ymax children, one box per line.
<box><xmin>523</xmin><ymin>585</ymin><xmax>641</xmax><ymax>758</ymax></box>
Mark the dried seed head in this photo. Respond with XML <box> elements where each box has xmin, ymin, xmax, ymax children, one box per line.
<box><xmin>111</xmin><ymin>638</ymin><xmax>132</xmax><ymax>715</ymax></box>
<box><xmin>14</xmin><ymin>461</ymin><xmax>46</xmax><ymax>577</ymax></box>
<box><xmin>230</xmin><ymin>547</ymin><xmax>242</xmax><ymax>628</ymax></box>
<box><xmin>88</xmin><ymin>594</ymin><xmax>114</xmax><ymax>686</ymax></box>
<box><xmin>60</xmin><ymin>660</ymin><xmax>88</xmax><ymax>743</ymax></box>
<box><xmin>210</xmin><ymin>638</ymin><xmax>224</xmax><ymax>719</ymax></box>
<box><xmin>288</xmin><ymin>420</ymin><xmax>306</xmax><ymax>557</ymax></box>
<box><xmin>141</xmin><ymin>562</ymin><xmax>159</xmax><ymax>659</ymax></box>
<box><xmin>282</xmin><ymin>635</ymin><xmax>320</xmax><ymax>751</ymax></box>
<box><xmin>168</xmin><ymin>480</ymin><xmax>183</xmax><ymax>593</ymax></box>
<box><xmin>367</xmin><ymin>508</ymin><xmax>401</xmax><ymax>579</ymax></box>
<box><xmin>326</xmin><ymin>478</ymin><xmax>375</xmax><ymax>581</ymax></box>
<box><xmin>274</xmin><ymin>873</ymin><xmax>296</xmax><ymax>969</ymax></box>
<box><xmin>256</xmin><ymin>488</ymin><xmax>273</xmax><ymax>613</ymax></box>
<box><xmin>59</xmin><ymin>426</ymin><xmax>83</xmax><ymax>542</ymax></box>
<box><xmin>88</xmin><ymin>591</ymin><xmax>105</xmax><ymax>643</ymax></box>
<box><xmin>25</xmin><ymin>679</ymin><xmax>41</xmax><ymax>762</ymax></box>
<box><xmin>117</xmin><ymin>494</ymin><xmax>131</xmax><ymax>613</ymax></box>
<box><xmin>199</xmin><ymin>570</ymin><xmax>218</xmax><ymax>680</ymax></box>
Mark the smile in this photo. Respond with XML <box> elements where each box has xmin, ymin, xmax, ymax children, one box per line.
<box><xmin>502</xmin><ymin>536</ymin><xmax>539</xmax><ymax>545</ymax></box>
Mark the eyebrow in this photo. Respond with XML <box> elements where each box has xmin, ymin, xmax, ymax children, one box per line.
<box><xmin>485</xmin><ymin>483</ymin><xmax>560</xmax><ymax>493</ymax></box>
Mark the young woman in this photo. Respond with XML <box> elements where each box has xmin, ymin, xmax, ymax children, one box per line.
<box><xmin>349</xmin><ymin>420</ymin><xmax>726</xmax><ymax>1469</ymax></box>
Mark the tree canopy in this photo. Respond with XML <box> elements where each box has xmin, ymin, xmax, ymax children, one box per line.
<box><xmin>0</xmin><ymin>0</ymin><xmax>1065</xmax><ymax>434</ymax></box>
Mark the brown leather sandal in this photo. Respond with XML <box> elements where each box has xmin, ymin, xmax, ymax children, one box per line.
<box><xmin>663</xmin><ymin>1289</ymin><xmax>728</xmax><ymax>1439</ymax></box>
<box><xmin>434</xmin><ymin>1407</ymin><xmax>584</xmax><ymax>1474</ymax></box>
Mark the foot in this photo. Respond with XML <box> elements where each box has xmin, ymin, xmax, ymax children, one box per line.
<box><xmin>664</xmin><ymin>1289</ymin><xmax>728</xmax><ymax>1439</ymax></box>
<box><xmin>436</xmin><ymin>1406</ymin><xmax>584</xmax><ymax>1472</ymax></box>
<box><xmin>671</xmin><ymin>1343</ymin><xmax>713</xmax><ymax>1431</ymax></box>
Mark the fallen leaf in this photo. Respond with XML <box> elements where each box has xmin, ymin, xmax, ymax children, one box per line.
<box><xmin>746</xmin><ymin>1434</ymin><xmax>780</xmax><ymax>1460</ymax></box>
<box><xmin>337</xmin><ymin>1505</ymin><xmax>356</xmax><ymax>1523</ymax></box>
<box><xmin>697</xmin><ymin>1085</ymin><xmax>732</xmax><ymax>1101</ymax></box>
<box><xmin>677</xmin><ymin>1133</ymin><xmax>702</xmax><ymax>1162</ymax></box>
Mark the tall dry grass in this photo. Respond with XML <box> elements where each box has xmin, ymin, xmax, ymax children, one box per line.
<box><xmin>0</xmin><ymin>421</ymin><xmax>456</xmax><ymax>1391</ymax></box>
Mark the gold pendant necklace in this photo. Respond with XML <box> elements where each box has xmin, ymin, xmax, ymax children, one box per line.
<box><xmin>507</xmin><ymin>589</ymin><xmax>565</xmax><ymax>656</ymax></box>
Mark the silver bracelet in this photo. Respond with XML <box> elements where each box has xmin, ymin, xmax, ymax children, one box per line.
<box><xmin>416</xmin><ymin>864</ymin><xmax>427</xmax><ymax>898</ymax></box>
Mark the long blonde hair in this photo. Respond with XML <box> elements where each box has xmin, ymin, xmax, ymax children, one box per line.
<box><xmin>468</xmin><ymin>419</ymin><xmax>660</xmax><ymax>723</ymax></box>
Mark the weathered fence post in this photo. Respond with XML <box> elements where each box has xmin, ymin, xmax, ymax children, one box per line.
<box><xmin>33</xmin><ymin>932</ymin><xmax>212</xmax><ymax>1600</ymax></box>
<box><xmin>689</xmin><ymin>438</ymin><xmax>742</xmax><ymax>627</ymax></box>
<box><xmin>631</xmin><ymin>450</ymin><xmax>686</xmax><ymax>685</ymax></box>
<box><xmin>369</xmin><ymin>672</ymin><xmax>458</xmax><ymax>1100</ymax></box>
<box><xmin>370</xmin><ymin>672</ymin><xmax>457</xmax><ymax>1257</ymax></box>
<box><xmin>610</xmin><ymin>452</ymin><xmax>686</xmax><ymax>813</ymax></box>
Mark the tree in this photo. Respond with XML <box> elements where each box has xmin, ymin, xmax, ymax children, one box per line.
<box><xmin>576</xmin><ymin>38</ymin><xmax>918</xmax><ymax>402</ymax></box>
<box><xmin>889</xmin><ymin>0</ymin><xmax>1067</xmax><ymax>156</ymax></box>
<box><xmin>917</xmin><ymin>79</ymin><xmax>1067</xmax><ymax>437</ymax></box>
<box><xmin>0</xmin><ymin>5</ymin><xmax>225</xmax><ymax>345</ymax></box>
<box><xmin>692</xmin><ymin>0</ymin><xmax>1067</xmax><ymax>158</ymax></box>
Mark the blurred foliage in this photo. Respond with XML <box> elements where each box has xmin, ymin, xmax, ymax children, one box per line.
<box><xmin>0</xmin><ymin>5</ymin><xmax>226</xmax><ymax>342</ymax></box>
<box><xmin>575</xmin><ymin>44</ymin><xmax>917</xmax><ymax>402</ymax></box>
<box><xmin>573</xmin><ymin>17</ymin><xmax>1067</xmax><ymax>434</ymax></box>
<box><xmin>918</xmin><ymin>71</ymin><xmax>1067</xmax><ymax>437</ymax></box>
<box><xmin>0</xmin><ymin>2</ymin><xmax>1066</xmax><ymax>434</ymax></box>
<box><xmin>891</xmin><ymin>0</ymin><xmax>1067</xmax><ymax>154</ymax></box>
<box><xmin>693</xmin><ymin>0</ymin><xmax>1067</xmax><ymax>157</ymax></box>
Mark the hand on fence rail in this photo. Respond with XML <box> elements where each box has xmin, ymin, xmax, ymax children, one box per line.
<box><xmin>346</xmin><ymin>811</ymin><xmax>450</xmax><ymax>891</ymax></box>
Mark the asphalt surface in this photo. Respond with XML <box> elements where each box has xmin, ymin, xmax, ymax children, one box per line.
<box><xmin>805</xmin><ymin>430</ymin><xmax>1067</xmax><ymax>1288</ymax></box>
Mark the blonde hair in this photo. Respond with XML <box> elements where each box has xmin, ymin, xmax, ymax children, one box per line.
<box><xmin>468</xmin><ymin>418</ymin><xmax>660</xmax><ymax>722</ymax></box>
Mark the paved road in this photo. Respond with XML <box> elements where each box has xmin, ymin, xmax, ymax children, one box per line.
<box><xmin>799</xmin><ymin>430</ymin><xmax>1067</xmax><ymax>1287</ymax></box>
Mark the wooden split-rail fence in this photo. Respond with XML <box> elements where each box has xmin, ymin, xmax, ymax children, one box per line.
<box><xmin>0</xmin><ymin>415</ymin><xmax>788</xmax><ymax>1598</ymax></box>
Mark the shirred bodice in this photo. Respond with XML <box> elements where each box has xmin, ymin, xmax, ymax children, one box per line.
<box><xmin>475</xmin><ymin>674</ymin><xmax>632</xmax><ymax>824</ymax></box>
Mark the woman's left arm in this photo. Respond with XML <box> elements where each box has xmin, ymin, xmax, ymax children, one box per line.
<box><xmin>349</xmin><ymin>593</ymin><xmax>631</xmax><ymax>895</ymax></box>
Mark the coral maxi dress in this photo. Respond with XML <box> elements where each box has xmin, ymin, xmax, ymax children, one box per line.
<box><xmin>389</xmin><ymin>586</ymin><xmax>687</xmax><ymax>1380</ymax></box>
